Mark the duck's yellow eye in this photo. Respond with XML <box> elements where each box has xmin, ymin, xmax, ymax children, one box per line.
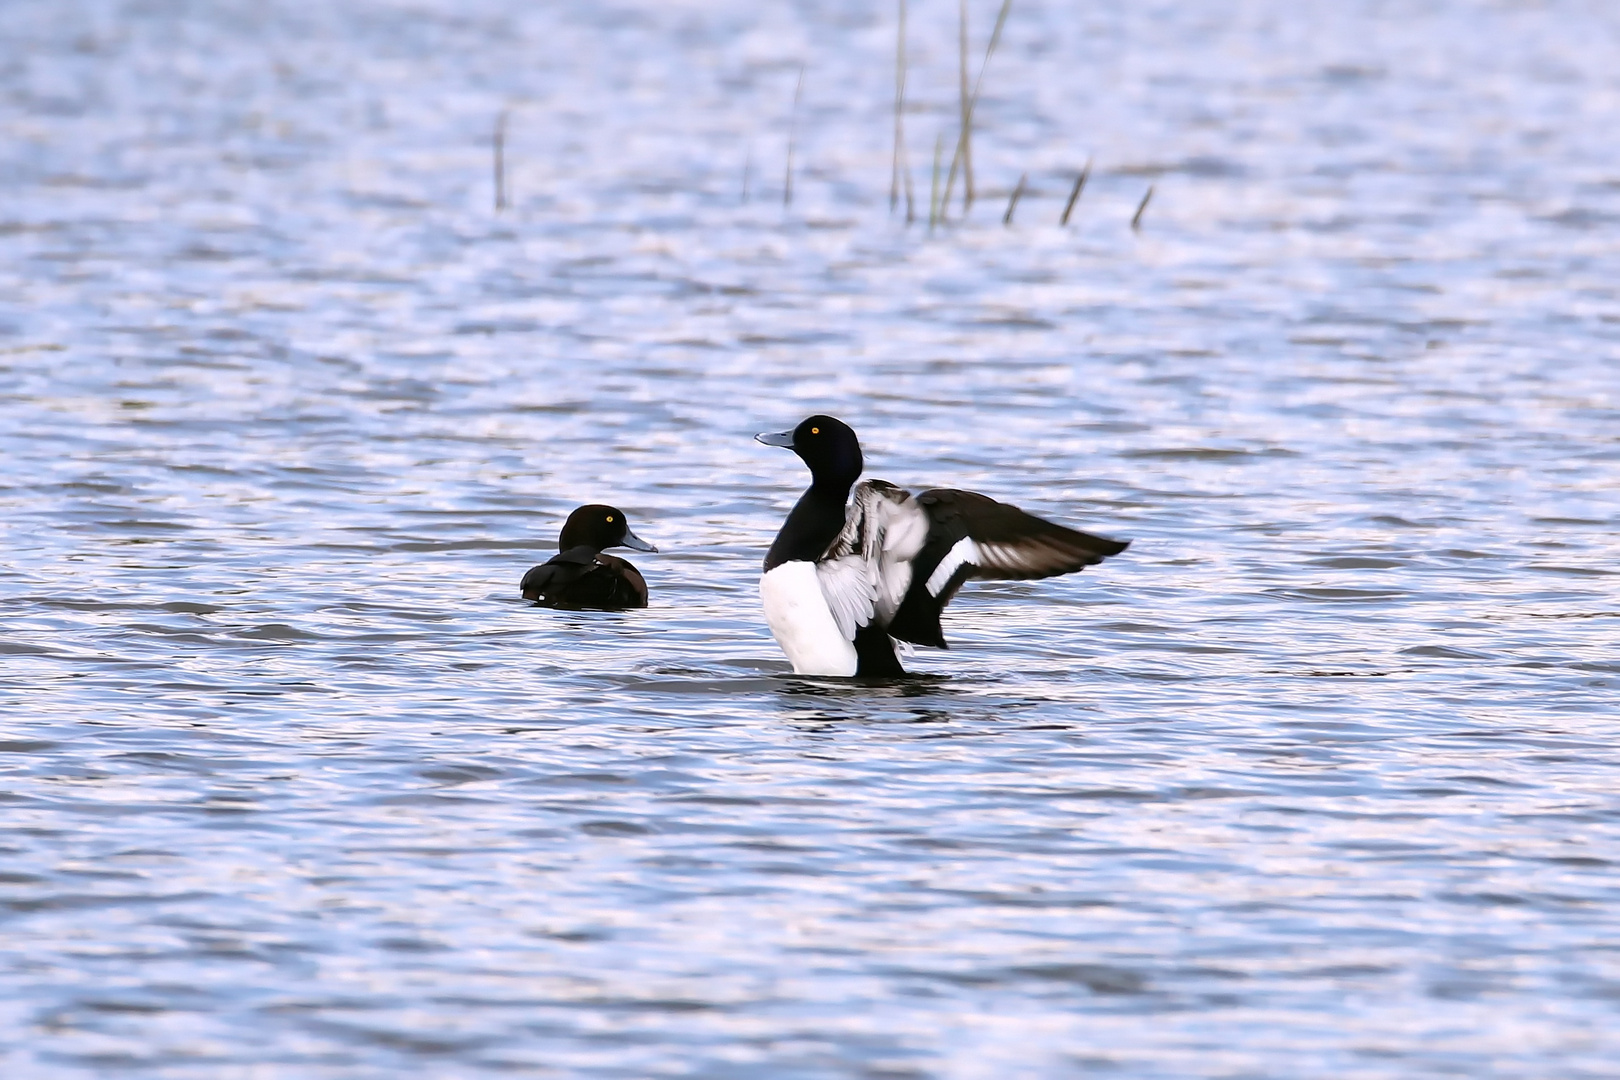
<box><xmin>606</xmin><ymin>515</ymin><xmax>614</xmax><ymax>522</ymax></box>
<box><xmin>810</xmin><ymin>427</ymin><xmax>820</xmax><ymax>435</ymax></box>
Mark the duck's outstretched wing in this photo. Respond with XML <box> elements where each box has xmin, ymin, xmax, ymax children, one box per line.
<box><xmin>886</xmin><ymin>489</ymin><xmax>1129</xmax><ymax>648</ymax></box>
<box><xmin>813</xmin><ymin>480</ymin><xmax>931</xmax><ymax>643</ymax></box>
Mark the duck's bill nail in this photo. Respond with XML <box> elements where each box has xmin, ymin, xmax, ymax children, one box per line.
<box><xmin>621</xmin><ymin>529</ymin><xmax>657</xmax><ymax>553</ymax></box>
<box><xmin>755</xmin><ymin>430</ymin><xmax>795</xmax><ymax>448</ymax></box>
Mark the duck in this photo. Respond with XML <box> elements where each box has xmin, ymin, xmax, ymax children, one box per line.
<box><xmin>521</xmin><ymin>504</ymin><xmax>657</xmax><ymax>610</ymax></box>
<box><xmin>754</xmin><ymin>415</ymin><xmax>1128</xmax><ymax>676</ymax></box>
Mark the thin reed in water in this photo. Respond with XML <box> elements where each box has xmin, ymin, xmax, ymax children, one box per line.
<box><xmin>941</xmin><ymin>0</ymin><xmax>1013</xmax><ymax>218</ymax></box>
<box><xmin>891</xmin><ymin>0</ymin><xmax>908</xmax><ymax>215</ymax></box>
<box><xmin>929</xmin><ymin>132</ymin><xmax>943</xmax><ymax>230</ymax></box>
<box><xmin>1132</xmin><ymin>184</ymin><xmax>1154</xmax><ymax>231</ymax></box>
<box><xmin>958</xmin><ymin>0</ymin><xmax>971</xmax><ymax>209</ymax></box>
<box><xmin>903</xmin><ymin>150</ymin><xmax>916</xmax><ymax>224</ymax></box>
<box><xmin>1060</xmin><ymin>159</ymin><xmax>1090</xmax><ymax>225</ymax></box>
<box><xmin>1003</xmin><ymin>172</ymin><xmax>1027</xmax><ymax>225</ymax></box>
<box><xmin>493</xmin><ymin>110</ymin><xmax>508</xmax><ymax>212</ymax></box>
<box><xmin>784</xmin><ymin>66</ymin><xmax>804</xmax><ymax>208</ymax></box>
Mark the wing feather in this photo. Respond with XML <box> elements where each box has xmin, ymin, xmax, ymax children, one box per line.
<box><xmin>814</xmin><ymin>480</ymin><xmax>928</xmax><ymax>639</ymax></box>
<box><xmin>920</xmin><ymin>489</ymin><xmax>1127</xmax><ymax>587</ymax></box>
<box><xmin>888</xmin><ymin>489</ymin><xmax>1129</xmax><ymax>647</ymax></box>
<box><xmin>815</xmin><ymin>554</ymin><xmax>876</xmax><ymax>643</ymax></box>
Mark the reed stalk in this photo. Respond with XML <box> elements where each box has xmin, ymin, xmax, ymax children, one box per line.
<box><xmin>784</xmin><ymin>66</ymin><xmax>804</xmax><ymax>208</ymax></box>
<box><xmin>493</xmin><ymin>110</ymin><xmax>508</xmax><ymax>212</ymax></box>
<box><xmin>958</xmin><ymin>0</ymin><xmax>971</xmax><ymax>209</ymax></box>
<box><xmin>1060</xmin><ymin>159</ymin><xmax>1090</xmax><ymax>225</ymax></box>
<box><xmin>929</xmin><ymin>131</ymin><xmax>943</xmax><ymax>230</ymax></box>
<box><xmin>940</xmin><ymin>0</ymin><xmax>1013</xmax><ymax>218</ymax></box>
<box><xmin>903</xmin><ymin>143</ymin><xmax>916</xmax><ymax>223</ymax></box>
<box><xmin>742</xmin><ymin>143</ymin><xmax>753</xmax><ymax>203</ymax></box>
<box><xmin>1002</xmin><ymin>172</ymin><xmax>1026</xmax><ymax>225</ymax></box>
<box><xmin>1131</xmin><ymin>184</ymin><xmax>1154</xmax><ymax>231</ymax></box>
<box><xmin>891</xmin><ymin>0</ymin><xmax>907</xmax><ymax>214</ymax></box>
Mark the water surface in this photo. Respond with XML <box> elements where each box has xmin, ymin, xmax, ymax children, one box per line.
<box><xmin>3</xmin><ymin>0</ymin><xmax>1619</xmax><ymax>1076</ymax></box>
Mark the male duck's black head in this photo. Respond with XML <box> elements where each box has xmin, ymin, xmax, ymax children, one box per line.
<box><xmin>755</xmin><ymin>415</ymin><xmax>863</xmax><ymax>491</ymax></box>
<box><xmin>558</xmin><ymin>504</ymin><xmax>657</xmax><ymax>554</ymax></box>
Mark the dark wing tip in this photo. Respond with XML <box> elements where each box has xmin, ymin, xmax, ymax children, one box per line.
<box><xmin>954</xmin><ymin>504</ymin><xmax>1129</xmax><ymax>581</ymax></box>
<box><xmin>1089</xmin><ymin>534</ymin><xmax>1130</xmax><ymax>558</ymax></box>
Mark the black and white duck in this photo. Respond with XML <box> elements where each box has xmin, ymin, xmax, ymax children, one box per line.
<box><xmin>755</xmin><ymin>415</ymin><xmax>1127</xmax><ymax>675</ymax></box>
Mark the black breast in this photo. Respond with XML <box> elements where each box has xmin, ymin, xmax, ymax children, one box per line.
<box><xmin>764</xmin><ymin>487</ymin><xmax>850</xmax><ymax>571</ymax></box>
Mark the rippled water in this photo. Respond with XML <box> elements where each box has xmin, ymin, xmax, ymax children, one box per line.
<box><xmin>4</xmin><ymin>0</ymin><xmax>1620</xmax><ymax>1075</ymax></box>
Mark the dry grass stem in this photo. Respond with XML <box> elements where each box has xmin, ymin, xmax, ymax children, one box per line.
<box><xmin>493</xmin><ymin>110</ymin><xmax>508</xmax><ymax>212</ymax></box>
<box><xmin>1060</xmin><ymin>159</ymin><xmax>1090</xmax><ymax>225</ymax></box>
<box><xmin>958</xmin><ymin>0</ymin><xmax>971</xmax><ymax>209</ymax></box>
<box><xmin>1003</xmin><ymin>172</ymin><xmax>1027</xmax><ymax>225</ymax></box>
<box><xmin>941</xmin><ymin>0</ymin><xmax>1013</xmax><ymax>218</ymax></box>
<box><xmin>891</xmin><ymin>0</ymin><xmax>908</xmax><ymax>214</ymax></box>
<box><xmin>784</xmin><ymin>66</ymin><xmax>804</xmax><ymax>208</ymax></box>
<box><xmin>903</xmin><ymin>144</ymin><xmax>916</xmax><ymax>223</ymax></box>
<box><xmin>1132</xmin><ymin>184</ymin><xmax>1154</xmax><ymax>231</ymax></box>
<box><xmin>929</xmin><ymin>131</ymin><xmax>943</xmax><ymax>230</ymax></box>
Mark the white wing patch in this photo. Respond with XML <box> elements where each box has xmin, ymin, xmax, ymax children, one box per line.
<box><xmin>926</xmin><ymin>536</ymin><xmax>981</xmax><ymax>596</ymax></box>
<box><xmin>975</xmin><ymin>540</ymin><xmax>1046</xmax><ymax>575</ymax></box>
<box><xmin>865</xmin><ymin>486</ymin><xmax>928</xmax><ymax>623</ymax></box>
<box><xmin>815</xmin><ymin>554</ymin><xmax>876</xmax><ymax>643</ymax></box>
<box><xmin>816</xmin><ymin>480</ymin><xmax>931</xmax><ymax>628</ymax></box>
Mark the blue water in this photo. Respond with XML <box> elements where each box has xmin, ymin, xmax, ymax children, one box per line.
<box><xmin>3</xmin><ymin>0</ymin><xmax>1619</xmax><ymax>1075</ymax></box>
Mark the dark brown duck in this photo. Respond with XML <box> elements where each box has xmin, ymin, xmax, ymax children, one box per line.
<box><xmin>521</xmin><ymin>504</ymin><xmax>656</xmax><ymax>610</ymax></box>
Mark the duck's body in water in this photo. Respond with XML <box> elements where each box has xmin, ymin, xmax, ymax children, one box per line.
<box><xmin>521</xmin><ymin>504</ymin><xmax>656</xmax><ymax>610</ymax></box>
<box><xmin>755</xmin><ymin>416</ymin><xmax>1128</xmax><ymax>676</ymax></box>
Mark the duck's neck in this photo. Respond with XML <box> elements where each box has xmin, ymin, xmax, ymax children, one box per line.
<box><xmin>764</xmin><ymin>479</ymin><xmax>852</xmax><ymax>571</ymax></box>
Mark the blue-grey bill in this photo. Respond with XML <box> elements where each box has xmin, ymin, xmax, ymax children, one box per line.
<box><xmin>755</xmin><ymin>430</ymin><xmax>795</xmax><ymax>448</ymax></box>
<box><xmin>621</xmin><ymin>529</ymin><xmax>657</xmax><ymax>553</ymax></box>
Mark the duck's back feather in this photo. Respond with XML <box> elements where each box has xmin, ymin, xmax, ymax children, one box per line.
<box><xmin>522</xmin><ymin>548</ymin><xmax>648</xmax><ymax>610</ymax></box>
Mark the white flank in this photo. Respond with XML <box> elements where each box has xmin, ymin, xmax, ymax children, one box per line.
<box><xmin>926</xmin><ymin>536</ymin><xmax>981</xmax><ymax>596</ymax></box>
<box><xmin>760</xmin><ymin>561</ymin><xmax>859</xmax><ymax>676</ymax></box>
